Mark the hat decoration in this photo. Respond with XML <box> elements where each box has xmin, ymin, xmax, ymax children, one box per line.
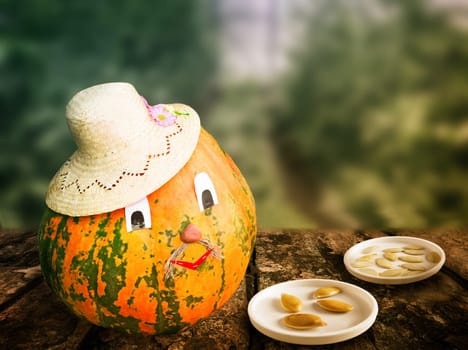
<box><xmin>45</xmin><ymin>82</ymin><xmax>200</xmax><ymax>217</ymax></box>
<box><xmin>142</xmin><ymin>97</ymin><xmax>190</xmax><ymax>127</ymax></box>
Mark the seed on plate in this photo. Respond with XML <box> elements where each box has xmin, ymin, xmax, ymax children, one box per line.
<box><xmin>280</xmin><ymin>293</ymin><xmax>303</xmax><ymax>313</ymax></box>
<box><xmin>400</xmin><ymin>263</ymin><xmax>427</xmax><ymax>271</ymax></box>
<box><xmin>316</xmin><ymin>299</ymin><xmax>354</xmax><ymax>313</ymax></box>
<box><xmin>375</xmin><ymin>258</ymin><xmax>393</xmax><ymax>269</ymax></box>
<box><xmin>383</xmin><ymin>252</ymin><xmax>398</xmax><ymax>261</ymax></box>
<box><xmin>312</xmin><ymin>286</ymin><xmax>341</xmax><ymax>299</ymax></box>
<box><xmin>362</xmin><ymin>245</ymin><xmax>379</xmax><ymax>254</ymax></box>
<box><xmin>403</xmin><ymin>245</ymin><xmax>424</xmax><ymax>250</ymax></box>
<box><xmin>357</xmin><ymin>253</ymin><xmax>378</xmax><ymax>261</ymax></box>
<box><xmin>426</xmin><ymin>251</ymin><xmax>441</xmax><ymax>263</ymax></box>
<box><xmin>403</xmin><ymin>249</ymin><xmax>425</xmax><ymax>255</ymax></box>
<box><xmin>383</xmin><ymin>247</ymin><xmax>403</xmax><ymax>253</ymax></box>
<box><xmin>283</xmin><ymin>313</ymin><xmax>327</xmax><ymax>329</ymax></box>
<box><xmin>359</xmin><ymin>268</ymin><xmax>379</xmax><ymax>276</ymax></box>
<box><xmin>379</xmin><ymin>268</ymin><xmax>405</xmax><ymax>277</ymax></box>
<box><xmin>398</xmin><ymin>255</ymin><xmax>423</xmax><ymax>263</ymax></box>
<box><xmin>402</xmin><ymin>269</ymin><xmax>422</xmax><ymax>276</ymax></box>
<box><xmin>351</xmin><ymin>260</ymin><xmax>373</xmax><ymax>268</ymax></box>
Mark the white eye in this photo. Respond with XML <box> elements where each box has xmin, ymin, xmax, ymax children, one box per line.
<box><xmin>194</xmin><ymin>172</ymin><xmax>219</xmax><ymax>211</ymax></box>
<box><xmin>124</xmin><ymin>197</ymin><xmax>152</xmax><ymax>232</ymax></box>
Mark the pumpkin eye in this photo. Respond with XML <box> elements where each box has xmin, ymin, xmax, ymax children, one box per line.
<box><xmin>194</xmin><ymin>172</ymin><xmax>219</xmax><ymax>211</ymax></box>
<box><xmin>124</xmin><ymin>197</ymin><xmax>152</xmax><ymax>232</ymax></box>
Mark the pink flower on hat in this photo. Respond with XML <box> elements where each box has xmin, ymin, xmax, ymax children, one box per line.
<box><xmin>141</xmin><ymin>97</ymin><xmax>177</xmax><ymax>127</ymax></box>
<box><xmin>150</xmin><ymin>104</ymin><xmax>177</xmax><ymax>127</ymax></box>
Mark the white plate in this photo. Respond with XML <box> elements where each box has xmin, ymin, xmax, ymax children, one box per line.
<box><xmin>247</xmin><ymin>279</ymin><xmax>378</xmax><ymax>345</ymax></box>
<box><xmin>344</xmin><ymin>236</ymin><xmax>445</xmax><ymax>285</ymax></box>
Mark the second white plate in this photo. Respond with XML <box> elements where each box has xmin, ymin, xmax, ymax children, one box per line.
<box><xmin>248</xmin><ymin>279</ymin><xmax>378</xmax><ymax>345</ymax></box>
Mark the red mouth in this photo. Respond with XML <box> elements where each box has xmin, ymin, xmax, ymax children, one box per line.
<box><xmin>170</xmin><ymin>248</ymin><xmax>214</xmax><ymax>270</ymax></box>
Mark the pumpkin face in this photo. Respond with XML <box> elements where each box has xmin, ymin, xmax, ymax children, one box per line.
<box><xmin>38</xmin><ymin>128</ymin><xmax>256</xmax><ymax>334</ymax></box>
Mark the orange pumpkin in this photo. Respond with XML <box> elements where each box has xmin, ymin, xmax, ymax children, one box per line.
<box><xmin>38</xmin><ymin>128</ymin><xmax>256</xmax><ymax>334</ymax></box>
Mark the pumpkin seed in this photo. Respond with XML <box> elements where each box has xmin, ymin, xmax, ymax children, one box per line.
<box><xmin>312</xmin><ymin>286</ymin><xmax>341</xmax><ymax>299</ymax></box>
<box><xmin>283</xmin><ymin>313</ymin><xmax>327</xmax><ymax>329</ymax></box>
<box><xmin>379</xmin><ymin>268</ymin><xmax>405</xmax><ymax>277</ymax></box>
<box><xmin>426</xmin><ymin>251</ymin><xmax>441</xmax><ymax>263</ymax></box>
<box><xmin>362</xmin><ymin>245</ymin><xmax>379</xmax><ymax>254</ymax></box>
<box><xmin>403</xmin><ymin>249</ymin><xmax>425</xmax><ymax>255</ymax></box>
<box><xmin>400</xmin><ymin>263</ymin><xmax>427</xmax><ymax>271</ymax></box>
<box><xmin>398</xmin><ymin>255</ymin><xmax>423</xmax><ymax>263</ymax></box>
<box><xmin>383</xmin><ymin>252</ymin><xmax>398</xmax><ymax>261</ymax></box>
<box><xmin>316</xmin><ymin>299</ymin><xmax>354</xmax><ymax>313</ymax></box>
<box><xmin>402</xmin><ymin>269</ymin><xmax>422</xmax><ymax>276</ymax></box>
<box><xmin>351</xmin><ymin>260</ymin><xmax>373</xmax><ymax>268</ymax></box>
<box><xmin>359</xmin><ymin>267</ymin><xmax>379</xmax><ymax>276</ymax></box>
<box><xmin>357</xmin><ymin>253</ymin><xmax>378</xmax><ymax>261</ymax></box>
<box><xmin>403</xmin><ymin>245</ymin><xmax>424</xmax><ymax>250</ymax></box>
<box><xmin>375</xmin><ymin>258</ymin><xmax>393</xmax><ymax>269</ymax></box>
<box><xmin>383</xmin><ymin>247</ymin><xmax>403</xmax><ymax>253</ymax></box>
<box><xmin>280</xmin><ymin>293</ymin><xmax>303</xmax><ymax>313</ymax></box>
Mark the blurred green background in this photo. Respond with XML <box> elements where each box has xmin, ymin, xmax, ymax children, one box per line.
<box><xmin>1</xmin><ymin>0</ymin><xmax>468</xmax><ymax>229</ymax></box>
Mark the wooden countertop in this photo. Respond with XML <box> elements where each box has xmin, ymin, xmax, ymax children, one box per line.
<box><xmin>1</xmin><ymin>228</ymin><xmax>467</xmax><ymax>349</ymax></box>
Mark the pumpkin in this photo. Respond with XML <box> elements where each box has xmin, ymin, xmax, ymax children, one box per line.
<box><xmin>38</xmin><ymin>128</ymin><xmax>256</xmax><ymax>334</ymax></box>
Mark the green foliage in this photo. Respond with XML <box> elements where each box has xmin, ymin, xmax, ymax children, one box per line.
<box><xmin>272</xmin><ymin>0</ymin><xmax>468</xmax><ymax>227</ymax></box>
<box><xmin>0</xmin><ymin>0</ymin><xmax>218</xmax><ymax>228</ymax></box>
<box><xmin>2</xmin><ymin>0</ymin><xmax>468</xmax><ymax>229</ymax></box>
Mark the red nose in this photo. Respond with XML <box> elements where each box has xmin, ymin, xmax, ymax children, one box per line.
<box><xmin>180</xmin><ymin>223</ymin><xmax>202</xmax><ymax>243</ymax></box>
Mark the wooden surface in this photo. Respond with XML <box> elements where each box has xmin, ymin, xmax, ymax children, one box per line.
<box><xmin>1</xmin><ymin>228</ymin><xmax>467</xmax><ymax>349</ymax></box>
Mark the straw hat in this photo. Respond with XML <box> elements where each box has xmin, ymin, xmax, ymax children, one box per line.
<box><xmin>46</xmin><ymin>82</ymin><xmax>200</xmax><ymax>216</ymax></box>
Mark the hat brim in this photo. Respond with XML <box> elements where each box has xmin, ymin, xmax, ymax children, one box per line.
<box><xmin>46</xmin><ymin>100</ymin><xmax>200</xmax><ymax>217</ymax></box>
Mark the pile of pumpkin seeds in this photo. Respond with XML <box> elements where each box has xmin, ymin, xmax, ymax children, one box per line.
<box><xmin>279</xmin><ymin>286</ymin><xmax>353</xmax><ymax>330</ymax></box>
<box><xmin>351</xmin><ymin>244</ymin><xmax>442</xmax><ymax>278</ymax></box>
